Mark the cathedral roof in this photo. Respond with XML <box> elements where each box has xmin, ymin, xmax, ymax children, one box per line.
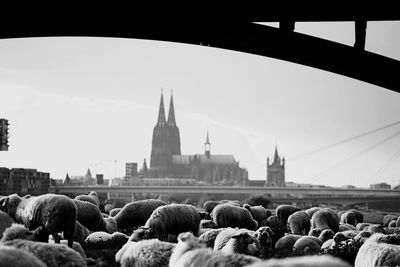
<box><xmin>167</xmin><ymin>91</ymin><xmax>176</xmax><ymax>126</ymax></box>
<box><xmin>172</xmin><ymin>154</ymin><xmax>236</xmax><ymax>165</ymax></box>
<box><xmin>157</xmin><ymin>91</ymin><xmax>166</xmax><ymax>126</ymax></box>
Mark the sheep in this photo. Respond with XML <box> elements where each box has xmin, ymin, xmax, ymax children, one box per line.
<box><xmin>311</xmin><ymin>208</ymin><xmax>340</xmax><ymax>233</ymax></box>
<box><xmin>203</xmin><ymin>200</ymin><xmax>220</xmax><ymax>214</ymax></box>
<box><xmin>308</xmin><ymin>228</ymin><xmax>322</xmax><ymax>237</ymax></box>
<box><xmin>1</xmin><ymin>239</ymin><xmax>86</xmax><ymax>267</ymax></box>
<box><xmin>318</xmin><ymin>229</ymin><xmax>335</xmax><ymax>243</ymax></box>
<box><xmin>72</xmin><ymin>221</ymin><xmax>92</xmax><ymax>245</ymax></box>
<box><xmin>338</xmin><ymin>223</ymin><xmax>356</xmax><ymax>232</ymax></box>
<box><xmin>260</xmin><ymin>215</ymin><xmax>288</xmax><ymax>244</ymax></box>
<box><xmin>103</xmin><ymin>216</ymin><xmax>118</xmax><ymax>234</ymax></box>
<box><xmin>199</xmin><ymin>219</ymin><xmax>218</xmax><ymax>230</ymax></box>
<box><xmin>245</xmin><ymin>255</ymin><xmax>352</xmax><ymax>267</ymax></box>
<box><xmin>104</xmin><ymin>203</ymin><xmax>115</xmax><ymax>215</ymax></box>
<box><xmin>131</xmin><ymin>203</ymin><xmax>201</xmax><ymax>242</ymax></box>
<box><xmin>396</xmin><ymin>216</ymin><xmax>400</xmax><ymax>227</ymax></box>
<box><xmin>0</xmin><ymin>210</ymin><xmax>15</xmax><ymax>239</ymax></box>
<box><xmin>198</xmin><ymin>228</ymin><xmax>227</xmax><ymax>248</ymax></box>
<box><xmin>213</xmin><ymin>228</ymin><xmax>259</xmax><ymax>256</ymax></box>
<box><xmin>292</xmin><ymin>236</ymin><xmax>322</xmax><ymax>256</ymax></box>
<box><xmin>243</xmin><ymin>204</ymin><xmax>271</xmax><ymax>225</ymax></box>
<box><xmin>305</xmin><ymin>206</ymin><xmax>321</xmax><ymax>219</ymax></box>
<box><xmin>340</xmin><ymin>211</ymin><xmax>357</xmax><ymax>226</ymax></box>
<box><xmin>385</xmin><ymin>227</ymin><xmax>400</xmax><ymax>234</ymax></box>
<box><xmin>113</xmin><ymin>199</ymin><xmax>167</xmax><ymax>234</ymax></box>
<box><xmin>109</xmin><ymin>208</ymin><xmax>122</xmax><ymax>217</ymax></box>
<box><xmin>74</xmin><ymin>194</ymin><xmax>99</xmax><ymax>209</ymax></box>
<box><xmin>273</xmin><ymin>234</ymin><xmax>301</xmax><ymax>258</ymax></box>
<box><xmin>254</xmin><ymin>226</ymin><xmax>275</xmax><ymax>259</ymax></box>
<box><xmin>212</xmin><ymin>203</ymin><xmax>258</xmax><ymax>230</ymax></box>
<box><xmin>2</xmin><ymin>223</ymin><xmax>88</xmax><ymax>262</ymax></box>
<box><xmin>388</xmin><ymin>220</ymin><xmax>397</xmax><ymax>228</ymax></box>
<box><xmin>83</xmin><ymin>231</ymin><xmax>129</xmax><ymax>266</ymax></box>
<box><xmin>383</xmin><ymin>214</ymin><xmax>398</xmax><ymax>227</ymax></box>
<box><xmin>0</xmin><ymin>245</ymin><xmax>47</xmax><ymax>267</ymax></box>
<box><xmin>115</xmin><ymin>239</ymin><xmax>175</xmax><ymax>267</ymax></box>
<box><xmin>354</xmin><ymin>233</ymin><xmax>400</xmax><ymax>267</ymax></box>
<box><xmin>0</xmin><ymin>193</ymin><xmax>77</xmax><ymax>247</ymax></box>
<box><xmin>287</xmin><ymin>210</ymin><xmax>310</xmax><ymax>235</ymax></box>
<box><xmin>169</xmin><ymin>232</ymin><xmax>261</xmax><ymax>267</ymax></box>
<box><xmin>365</xmin><ymin>223</ymin><xmax>385</xmax><ymax>234</ymax></box>
<box><xmin>275</xmin><ymin>204</ymin><xmax>301</xmax><ymax>223</ymax></box>
<box><xmin>356</xmin><ymin>222</ymin><xmax>371</xmax><ymax>231</ymax></box>
<box><xmin>73</xmin><ymin>199</ymin><xmax>106</xmax><ymax>232</ymax></box>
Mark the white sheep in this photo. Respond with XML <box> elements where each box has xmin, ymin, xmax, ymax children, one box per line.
<box><xmin>169</xmin><ymin>232</ymin><xmax>261</xmax><ymax>267</ymax></box>
<box><xmin>115</xmin><ymin>239</ymin><xmax>175</xmax><ymax>267</ymax></box>
<box><xmin>213</xmin><ymin>228</ymin><xmax>259</xmax><ymax>256</ymax></box>
<box><xmin>354</xmin><ymin>233</ymin><xmax>400</xmax><ymax>267</ymax></box>
<box><xmin>246</xmin><ymin>255</ymin><xmax>352</xmax><ymax>267</ymax></box>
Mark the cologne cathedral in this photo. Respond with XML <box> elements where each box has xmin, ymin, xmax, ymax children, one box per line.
<box><xmin>142</xmin><ymin>91</ymin><xmax>248</xmax><ymax>186</ymax></box>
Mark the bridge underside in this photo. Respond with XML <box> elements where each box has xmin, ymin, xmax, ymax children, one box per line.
<box><xmin>0</xmin><ymin>17</ymin><xmax>399</xmax><ymax>92</ymax></box>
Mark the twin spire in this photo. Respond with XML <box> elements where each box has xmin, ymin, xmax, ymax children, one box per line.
<box><xmin>157</xmin><ymin>89</ymin><xmax>176</xmax><ymax>126</ymax></box>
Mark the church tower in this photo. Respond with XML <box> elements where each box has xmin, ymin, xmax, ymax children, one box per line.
<box><xmin>266</xmin><ymin>146</ymin><xmax>285</xmax><ymax>187</ymax></box>
<box><xmin>150</xmin><ymin>90</ymin><xmax>181</xmax><ymax>176</ymax></box>
<box><xmin>205</xmin><ymin>130</ymin><xmax>211</xmax><ymax>158</ymax></box>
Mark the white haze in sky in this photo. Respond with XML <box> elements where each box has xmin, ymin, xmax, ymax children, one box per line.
<box><xmin>1</xmin><ymin>21</ymin><xmax>400</xmax><ymax>188</ymax></box>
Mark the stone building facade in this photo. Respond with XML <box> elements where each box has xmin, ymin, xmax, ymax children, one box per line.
<box><xmin>266</xmin><ymin>146</ymin><xmax>285</xmax><ymax>187</ymax></box>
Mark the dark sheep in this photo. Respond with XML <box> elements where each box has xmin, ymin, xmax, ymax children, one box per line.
<box><xmin>243</xmin><ymin>204</ymin><xmax>271</xmax><ymax>225</ymax></box>
<box><xmin>388</xmin><ymin>220</ymin><xmax>398</xmax><ymax>228</ymax></box>
<box><xmin>260</xmin><ymin>215</ymin><xmax>288</xmax><ymax>244</ymax></box>
<box><xmin>212</xmin><ymin>204</ymin><xmax>258</xmax><ymax>230</ymax></box>
<box><xmin>132</xmin><ymin>204</ymin><xmax>201</xmax><ymax>242</ymax></box>
<box><xmin>202</xmin><ymin>200</ymin><xmax>220</xmax><ymax>214</ymax></box>
<box><xmin>340</xmin><ymin>211</ymin><xmax>357</xmax><ymax>226</ymax></box>
<box><xmin>73</xmin><ymin>199</ymin><xmax>106</xmax><ymax>232</ymax></box>
<box><xmin>276</xmin><ymin>204</ymin><xmax>301</xmax><ymax>223</ymax></box>
<box><xmin>292</xmin><ymin>236</ymin><xmax>321</xmax><ymax>256</ymax></box>
<box><xmin>74</xmin><ymin>194</ymin><xmax>99</xmax><ymax>208</ymax></box>
<box><xmin>338</xmin><ymin>209</ymin><xmax>363</xmax><ymax>225</ymax></box>
<box><xmin>114</xmin><ymin>199</ymin><xmax>167</xmax><ymax>233</ymax></box>
<box><xmin>274</xmin><ymin>234</ymin><xmax>302</xmax><ymax>258</ymax></box>
<box><xmin>287</xmin><ymin>210</ymin><xmax>310</xmax><ymax>235</ymax></box>
<box><xmin>0</xmin><ymin>210</ymin><xmax>15</xmax><ymax>239</ymax></box>
<box><xmin>311</xmin><ymin>208</ymin><xmax>340</xmax><ymax>233</ymax></box>
<box><xmin>0</xmin><ymin>246</ymin><xmax>47</xmax><ymax>267</ymax></box>
<box><xmin>0</xmin><ymin>193</ymin><xmax>77</xmax><ymax>247</ymax></box>
<box><xmin>308</xmin><ymin>228</ymin><xmax>322</xmax><ymax>237</ymax></box>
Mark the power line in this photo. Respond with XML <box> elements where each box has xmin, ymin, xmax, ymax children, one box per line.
<box><xmin>368</xmin><ymin>146</ymin><xmax>400</xmax><ymax>182</ymax></box>
<box><xmin>304</xmin><ymin>128</ymin><xmax>400</xmax><ymax>184</ymax></box>
<box><xmin>288</xmin><ymin>120</ymin><xmax>400</xmax><ymax>162</ymax></box>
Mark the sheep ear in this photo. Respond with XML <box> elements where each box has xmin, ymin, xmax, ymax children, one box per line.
<box><xmin>0</xmin><ymin>196</ymin><xmax>9</xmax><ymax>209</ymax></box>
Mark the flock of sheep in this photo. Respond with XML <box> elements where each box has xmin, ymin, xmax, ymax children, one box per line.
<box><xmin>0</xmin><ymin>192</ymin><xmax>400</xmax><ymax>267</ymax></box>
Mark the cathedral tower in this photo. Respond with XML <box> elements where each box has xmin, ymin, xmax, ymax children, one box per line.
<box><xmin>266</xmin><ymin>146</ymin><xmax>285</xmax><ymax>187</ymax></box>
<box><xmin>150</xmin><ymin>90</ymin><xmax>181</xmax><ymax>176</ymax></box>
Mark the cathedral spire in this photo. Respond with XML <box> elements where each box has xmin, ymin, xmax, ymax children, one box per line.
<box><xmin>157</xmin><ymin>89</ymin><xmax>166</xmax><ymax>126</ymax></box>
<box><xmin>273</xmin><ymin>145</ymin><xmax>280</xmax><ymax>164</ymax></box>
<box><xmin>167</xmin><ymin>89</ymin><xmax>176</xmax><ymax>126</ymax></box>
<box><xmin>205</xmin><ymin>129</ymin><xmax>211</xmax><ymax>158</ymax></box>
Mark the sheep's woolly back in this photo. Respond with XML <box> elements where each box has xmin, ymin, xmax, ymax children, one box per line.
<box><xmin>116</xmin><ymin>239</ymin><xmax>175</xmax><ymax>267</ymax></box>
<box><xmin>274</xmin><ymin>234</ymin><xmax>301</xmax><ymax>258</ymax></box>
<box><xmin>198</xmin><ymin>228</ymin><xmax>227</xmax><ymax>248</ymax></box>
<box><xmin>215</xmin><ymin>228</ymin><xmax>259</xmax><ymax>256</ymax></box>
<box><xmin>0</xmin><ymin>211</ymin><xmax>15</xmax><ymax>239</ymax></box>
<box><xmin>114</xmin><ymin>199</ymin><xmax>167</xmax><ymax>231</ymax></box>
<box><xmin>2</xmin><ymin>239</ymin><xmax>86</xmax><ymax>267</ymax></box>
<box><xmin>84</xmin><ymin>231</ymin><xmax>129</xmax><ymax>249</ymax></box>
<box><xmin>355</xmin><ymin>233</ymin><xmax>400</xmax><ymax>267</ymax></box>
<box><xmin>275</xmin><ymin>205</ymin><xmax>301</xmax><ymax>222</ymax></box>
<box><xmin>74</xmin><ymin>199</ymin><xmax>105</xmax><ymax>232</ymax></box>
<box><xmin>72</xmin><ymin>221</ymin><xmax>92</xmax><ymax>244</ymax></box>
<box><xmin>305</xmin><ymin>207</ymin><xmax>321</xmax><ymax>219</ymax></box>
<box><xmin>243</xmin><ymin>204</ymin><xmax>271</xmax><ymax>224</ymax></box>
<box><xmin>0</xmin><ymin>245</ymin><xmax>47</xmax><ymax>267</ymax></box>
<box><xmin>292</xmin><ymin>236</ymin><xmax>321</xmax><ymax>256</ymax></box>
<box><xmin>203</xmin><ymin>200</ymin><xmax>220</xmax><ymax>214</ymax></box>
<box><xmin>145</xmin><ymin>204</ymin><xmax>201</xmax><ymax>239</ymax></box>
<box><xmin>287</xmin><ymin>210</ymin><xmax>310</xmax><ymax>235</ymax></box>
<box><xmin>109</xmin><ymin>208</ymin><xmax>122</xmax><ymax>217</ymax></box>
<box><xmin>383</xmin><ymin>214</ymin><xmax>398</xmax><ymax>227</ymax></box>
<box><xmin>311</xmin><ymin>208</ymin><xmax>340</xmax><ymax>233</ymax></box>
<box><xmin>246</xmin><ymin>255</ymin><xmax>352</xmax><ymax>267</ymax></box>
<box><xmin>1</xmin><ymin>223</ymin><xmax>39</xmax><ymax>242</ymax></box>
<box><xmin>212</xmin><ymin>204</ymin><xmax>258</xmax><ymax>230</ymax></box>
<box><xmin>74</xmin><ymin>195</ymin><xmax>99</xmax><ymax>208</ymax></box>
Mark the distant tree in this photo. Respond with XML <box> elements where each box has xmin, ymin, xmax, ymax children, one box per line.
<box><xmin>243</xmin><ymin>194</ymin><xmax>270</xmax><ymax>208</ymax></box>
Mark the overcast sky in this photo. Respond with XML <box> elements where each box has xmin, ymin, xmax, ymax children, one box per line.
<box><xmin>1</xmin><ymin>21</ymin><xmax>400</xmax><ymax>188</ymax></box>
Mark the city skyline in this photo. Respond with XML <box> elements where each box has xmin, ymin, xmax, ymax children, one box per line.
<box><xmin>1</xmin><ymin>22</ymin><xmax>400</xmax><ymax>187</ymax></box>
